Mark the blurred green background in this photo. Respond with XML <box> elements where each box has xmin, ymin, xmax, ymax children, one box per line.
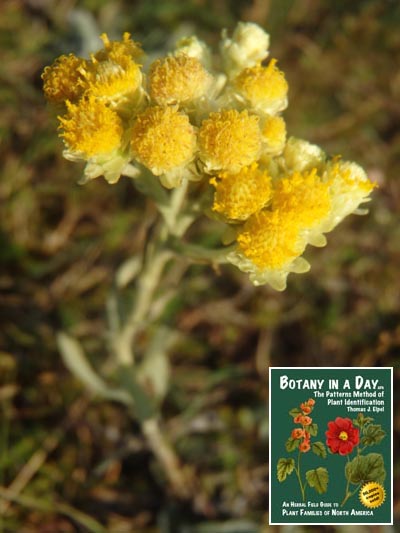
<box><xmin>0</xmin><ymin>0</ymin><xmax>399</xmax><ymax>531</ymax></box>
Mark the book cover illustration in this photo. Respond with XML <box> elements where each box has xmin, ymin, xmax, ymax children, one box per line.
<box><xmin>269</xmin><ymin>367</ymin><xmax>392</xmax><ymax>524</ymax></box>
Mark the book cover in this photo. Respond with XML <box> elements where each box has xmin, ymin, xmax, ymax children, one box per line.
<box><xmin>269</xmin><ymin>367</ymin><xmax>393</xmax><ymax>525</ymax></box>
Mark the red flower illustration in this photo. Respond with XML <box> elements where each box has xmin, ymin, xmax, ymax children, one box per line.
<box><xmin>299</xmin><ymin>440</ymin><xmax>311</xmax><ymax>453</ymax></box>
<box><xmin>325</xmin><ymin>417</ymin><xmax>359</xmax><ymax>455</ymax></box>
<box><xmin>298</xmin><ymin>415</ymin><xmax>312</xmax><ymax>426</ymax></box>
<box><xmin>300</xmin><ymin>402</ymin><xmax>312</xmax><ymax>414</ymax></box>
<box><xmin>291</xmin><ymin>428</ymin><xmax>305</xmax><ymax>440</ymax></box>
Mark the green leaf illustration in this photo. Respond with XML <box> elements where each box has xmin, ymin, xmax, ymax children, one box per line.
<box><xmin>306</xmin><ymin>467</ymin><xmax>329</xmax><ymax>494</ymax></box>
<box><xmin>345</xmin><ymin>453</ymin><xmax>386</xmax><ymax>485</ymax></box>
<box><xmin>277</xmin><ymin>458</ymin><xmax>295</xmax><ymax>482</ymax></box>
<box><xmin>312</xmin><ymin>441</ymin><xmax>327</xmax><ymax>458</ymax></box>
<box><xmin>361</xmin><ymin>424</ymin><xmax>386</xmax><ymax>446</ymax></box>
<box><xmin>308</xmin><ymin>423</ymin><xmax>318</xmax><ymax>437</ymax></box>
<box><xmin>289</xmin><ymin>407</ymin><xmax>302</xmax><ymax>417</ymax></box>
<box><xmin>353</xmin><ymin>413</ymin><xmax>374</xmax><ymax>428</ymax></box>
<box><xmin>285</xmin><ymin>437</ymin><xmax>300</xmax><ymax>452</ymax></box>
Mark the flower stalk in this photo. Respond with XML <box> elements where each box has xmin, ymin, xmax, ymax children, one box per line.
<box><xmin>142</xmin><ymin>418</ymin><xmax>193</xmax><ymax>499</ymax></box>
<box><xmin>295</xmin><ymin>449</ymin><xmax>306</xmax><ymax>502</ymax></box>
<box><xmin>277</xmin><ymin>399</ymin><xmax>328</xmax><ymax>500</ymax></box>
<box><xmin>112</xmin><ymin>178</ymin><xmax>191</xmax><ymax>365</ymax></box>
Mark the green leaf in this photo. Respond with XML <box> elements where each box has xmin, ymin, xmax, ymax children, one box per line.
<box><xmin>137</xmin><ymin>327</ymin><xmax>174</xmax><ymax>401</ymax></box>
<box><xmin>306</xmin><ymin>467</ymin><xmax>329</xmax><ymax>494</ymax></box>
<box><xmin>57</xmin><ymin>332</ymin><xmax>132</xmax><ymax>406</ymax></box>
<box><xmin>285</xmin><ymin>437</ymin><xmax>300</xmax><ymax>452</ymax></box>
<box><xmin>345</xmin><ymin>453</ymin><xmax>386</xmax><ymax>485</ymax></box>
<box><xmin>289</xmin><ymin>407</ymin><xmax>302</xmax><ymax>417</ymax></box>
<box><xmin>115</xmin><ymin>256</ymin><xmax>141</xmax><ymax>288</ymax></box>
<box><xmin>116</xmin><ymin>366</ymin><xmax>157</xmax><ymax>422</ymax></box>
<box><xmin>277</xmin><ymin>458</ymin><xmax>295</xmax><ymax>482</ymax></box>
<box><xmin>361</xmin><ymin>424</ymin><xmax>386</xmax><ymax>446</ymax></box>
<box><xmin>308</xmin><ymin>423</ymin><xmax>318</xmax><ymax>437</ymax></box>
<box><xmin>353</xmin><ymin>413</ymin><xmax>374</xmax><ymax>428</ymax></box>
<box><xmin>312</xmin><ymin>441</ymin><xmax>327</xmax><ymax>458</ymax></box>
<box><xmin>168</xmin><ymin>238</ymin><xmax>234</xmax><ymax>265</ymax></box>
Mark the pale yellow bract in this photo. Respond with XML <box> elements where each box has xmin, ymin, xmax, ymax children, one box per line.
<box><xmin>323</xmin><ymin>160</ymin><xmax>376</xmax><ymax>230</ymax></box>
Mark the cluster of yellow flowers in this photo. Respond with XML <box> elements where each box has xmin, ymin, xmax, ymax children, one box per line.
<box><xmin>42</xmin><ymin>23</ymin><xmax>375</xmax><ymax>290</ymax></box>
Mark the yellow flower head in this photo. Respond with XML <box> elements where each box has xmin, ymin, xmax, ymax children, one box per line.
<box><xmin>78</xmin><ymin>33</ymin><xmax>144</xmax><ymax>104</ymax></box>
<box><xmin>273</xmin><ymin>168</ymin><xmax>331</xmax><ymax>230</ymax></box>
<box><xmin>198</xmin><ymin>109</ymin><xmax>261</xmax><ymax>173</ymax></box>
<box><xmin>148</xmin><ymin>54</ymin><xmax>211</xmax><ymax>105</ymax></box>
<box><xmin>283</xmin><ymin>137</ymin><xmax>326</xmax><ymax>173</ymax></box>
<box><xmin>130</xmin><ymin>106</ymin><xmax>196</xmax><ymax>175</ymax></box>
<box><xmin>237</xmin><ymin>209</ymin><xmax>305</xmax><ymax>270</ymax></box>
<box><xmin>234</xmin><ymin>59</ymin><xmax>288</xmax><ymax>115</ymax></box>
<box><xmin>220</xmin><ymin>22</ymin><xmax>270</xmax><ymax>78</ymax></box>
<box><xmin>323</xmin><ymin>159</ymin><xmax>376</xmax><ymax>230</ymax></box>
<box><xmin>42</xmin><ymin>54</ymin><xmax>87</xmax><ymax>104</ymax></box>
<box><xmin>85</xmin><ymin>57</ymin><xmax>142</xmax><ymax>102</ymax></box>
<box><xmin>174</xmin><ymin>36</ymin><xmax>212</xmax><ymax>67</ymax></box>
<box><xmin>261</xmin><ymin>115</ymin><xmax>287</xmax><ymax>154</ymax></box>
<box><xmin>211</xmin><ymin>163</ymin><xmax>272</xmax><ymax>221</ymax></box>
<box><xmin>94</xmin><ymin>32</ymin><xmax>143</xmax><ymax>63</ymax></box>
<box><xmin>58</xmin><ymin>96</ymin><xmax>123</xmax><ymax>158</ymax></box>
